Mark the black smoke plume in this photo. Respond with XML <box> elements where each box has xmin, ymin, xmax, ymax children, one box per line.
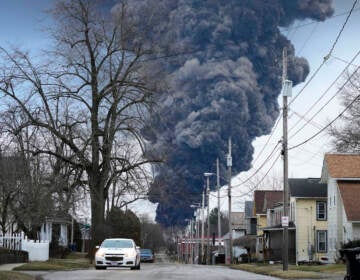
<box><xmin>132</xmin><ymin>0</ymin><xmax>334</xmax><ymax>227</ymax></box>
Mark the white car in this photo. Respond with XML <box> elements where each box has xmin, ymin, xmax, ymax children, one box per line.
<box><xmin>95</xmin><ymin>238</ymin><xmax>141</xmax><ymax>270</ymax></box>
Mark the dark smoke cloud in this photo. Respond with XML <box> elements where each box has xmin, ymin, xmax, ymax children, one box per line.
<box><xmin>128</xmin><ymin>0</ymin><xmax>334</xmax><ymax>227</ymax></box>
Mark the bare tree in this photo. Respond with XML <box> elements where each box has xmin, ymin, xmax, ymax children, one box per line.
<box><xmin>0</xmin><ymin>0</ymin><xmax>161</xmax><ymax>247</ymax></box>
<box><xmin>0</xmin><ymin>152</ymin><xmax>24</xmax><ymax>235</ymax></box>
<box><xmin>329</xmin><ymin>69</ymin><xmax>360</xmax><ymax>152</ymax></box>
<box><xmin>0</xmin><ymin>104</ymin><xmax>84</xmax><ymax>238</ymax></box>
<box><xmin>139</xmin><ymin>214</ymin><xmax>165</xmax><ymax>252</ymax></box>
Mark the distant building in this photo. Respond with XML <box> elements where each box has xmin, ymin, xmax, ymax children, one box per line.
<box><xmin>223</xmin><ymin>212</ymin><xmax>247</xmax><ymax>263</ymax></box>
<box><xmin>40</xmin><ymin>216</ymin><xmax>72</xmax><ymax>247</ymax></box>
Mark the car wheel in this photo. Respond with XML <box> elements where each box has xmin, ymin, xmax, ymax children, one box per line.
<box><xmin>95</xmin><ymin>266</ymin><xmax>107</xmax><ymax>270</ymax></box>
<box><xmin>131</xmin><ymin>263</ymin><xmax>141</xmax><ymax>270</ymax></box>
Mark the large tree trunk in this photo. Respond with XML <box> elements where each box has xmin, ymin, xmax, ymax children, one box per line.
<box><xmin>89</xmin><ymin>172</ymin><xmax>106</xmax><ymax>258</ymax></box>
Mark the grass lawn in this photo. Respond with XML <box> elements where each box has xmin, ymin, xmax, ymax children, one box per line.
<box><xmin>231</xmin><ymin>263</ymin><xmax>346</xmax><ymax>279</ymax></box>
<box><xmin>0</xmin><ymin>271</ymin><xmax>37</xmax><ymax>280</ymax></box>
<box><xmin>13</xmin><ymin>255</ymin><xmax>92</xmax><ymax>271</ymax></box>
<box><xmin>295</xmin><ymin>263</ymin><xmax>345</xmax><ymax>273</ymax></box>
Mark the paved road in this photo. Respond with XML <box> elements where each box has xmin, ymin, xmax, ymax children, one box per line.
<box><xmin>26</xmin><ymin>263</ymin><xmax>282</xmax><ymax>280</ymax></box>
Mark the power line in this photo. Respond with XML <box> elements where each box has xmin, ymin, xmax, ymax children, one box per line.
<box><xmin>288</xmin><ymin>50</ymin><xmax>360</xmax><ymax>139</ymax></box>
<box><xmin>289</xmin><ymin>90</ymin><xmax>360</xmax><ymax>151</ymax></box>
<box><xmin>289</xmin><ymin>61</ymin><xmax>360</xmax><ymax>140</ymax></box>
<box><xmin>252</xmin><ymin>115</ymin><xmax>282</xmax><ymax>165</ymax></box>
<box><xmin>290</xmin><ymin>110</ymin><xmax>324</xmax><ymax>130</ymax></box>
<box><xmin>331</xmin><ymin>55</ymin><xmax>360</xmax><ymax>67</ymax></box>
<box><xmin>232</xmin><ymin>153</ymin><xmax>281</xmax><ymax>198</ymax></box>
<box><xmin>289</xmin><ymin>0</ymin><xmax>358</xmax><ymax>106</ymax></box>
<box><xmin>323</xmin><ymin>0</ymin><xmax>358</xmax><ymax>61</ymax></box>
<box><xmin>231</xmin><ymin>143</ymin><xmax>281</xmax><ymax>189</ymax></box>
<box><xmin>296</xmin><ymin>22</ymin><xmax>319</xmax><ymax>56</ymax></box>
<box><xmin>289</xmin><ymin>60</ymin><xmax>327</xmax><ymax>106</ymax></box>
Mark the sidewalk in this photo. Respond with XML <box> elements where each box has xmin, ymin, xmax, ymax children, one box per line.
<box><xmin>0</xmin><ymin>263</ymin><xmax>26</xmax><ymax>271</ymax></box>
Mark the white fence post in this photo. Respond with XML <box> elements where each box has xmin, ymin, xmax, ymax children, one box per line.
<box><xmin>0</xmin><ymin>232</ymin><xmax>49</xmax><ymax>261</ymax></box>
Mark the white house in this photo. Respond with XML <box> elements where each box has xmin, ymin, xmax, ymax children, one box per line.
<box><xmin>321</xmin><ymin>153</ymin><xmax>360</xmax><ymax>262</ymax></box>
<box><xmin>39</xmin><ymin>217</ymin><xmax>71</xmax><ymax>247</ymax></box>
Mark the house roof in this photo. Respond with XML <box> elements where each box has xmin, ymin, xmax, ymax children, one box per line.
<box><xmin>288</xmin><ymin>178</ymin><xmax>327</xmax><ymax>198</ymax></box>
<box><xmin>324</xmin><ymin>154</ymin><xmax>360</xmax><ymax>178</ymax></box>
<box><xmin>253</xmin><ymin>190</ymin><xmax>283</xmax><ymax>215</ymax></box>
<box><xmin>338</xmin><ymin>181</ymin><xmax>360</xmax><ymax>221</ymax></box>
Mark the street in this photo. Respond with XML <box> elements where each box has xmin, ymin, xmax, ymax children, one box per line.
<box><xmin>26</xmin><ymin>263</ymin><xmax>281</xmax><ymax>280</ymax></box>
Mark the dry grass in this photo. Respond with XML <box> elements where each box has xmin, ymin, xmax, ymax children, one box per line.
<box><xmin>295</xmin><ymin>263</ymin><xmax>345</xmax><ymax>274</ymax></box>
<box><xmin>231</xmin><ymin>263</ymin><xmax>345</xmax><ymax>279</ymax></box>
<box><xmin>13</xmin><ymin>259</ymin><xmax>92</xmax><ymax>271</ymax></box>
<box><xmin>0</xmin><ymin>271</ymin><xmax>37</xmax><ymax>280</ymax></box>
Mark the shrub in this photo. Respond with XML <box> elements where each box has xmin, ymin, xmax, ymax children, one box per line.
<box><xmin>0</xmin><ymin>248</ymin><xmax>28</xmax><ymax>264</ymax></box>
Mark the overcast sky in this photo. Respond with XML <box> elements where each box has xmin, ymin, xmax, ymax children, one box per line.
<box><xmin>1</xmin><ymin>0</ymin><xmax>359</xmax><ymax>217</ymax></box>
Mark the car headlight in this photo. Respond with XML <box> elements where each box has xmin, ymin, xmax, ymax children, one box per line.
<box><xmin>125</xmin><ymin>250</ymin><xmax>136</xmax><ymax>257</ymax></box>
<box><xmin>95</xmin><ymin>251</ymin><xmax>105</xmax><ymax>257</ymax></box>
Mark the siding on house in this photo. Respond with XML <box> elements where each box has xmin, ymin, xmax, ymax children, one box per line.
<box><xmin>353</xmin><ymin>224</ymin><xmax>360</xmax><ymax>240</ymax></box>
<box><xmin>327</xmin><ymin>178</ymin><xmax>354</xmax><ymax>261</ymax></box>
<box><xmin>256</xmin><ymin>215</ymin><xmax>267</xmax><ymax>236</ymax></box>
<box><xmin>294</xmin><ymin>199</ymin><xmax>327</xmax><ymax>263</ymax></box>
<box><xmin>327</xmin><ymin>178</ymin><xmax>340</xmax><ymax>261</ymax></box>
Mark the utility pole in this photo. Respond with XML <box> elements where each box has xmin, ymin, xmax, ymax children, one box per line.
<box><xmin>204</xmin><ymin>173</ymin><xmax>213</xmax><ymax>265</ymax></box>
<box><xmin>217</xmin><ymin>158</ymin><xmax>222</xmax><ymax>251</ymax></box>
<box><xmin>282</xmin><ymin>47</ymin><xmax>292</xmax><ymax>271</ymax></box>
<box><xmin>195</xmin><ymin>212</ymin><xmax>199</xmax><ymax>263</ymax></box>
<box><xmin>227</xmin><ymin>138</ymin><xmax>233</xmax><ymax>264</ymax></box>
<box><xmin>190</xmin><ymin>219</ymin><xmax>193</xmax><ymax>264</ymax></box>
<box><xmin>201</xmin><ymin>189</ymin><xmax>205</xmax><ymax>264</ymax></box>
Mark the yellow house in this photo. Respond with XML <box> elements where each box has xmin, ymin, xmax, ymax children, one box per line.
<box><xmin>253</xmin><ymin>190</ymin><xmax>283</xmax><ymax>260</ymax></box>
<box><xmin>289</xmin><ymin>178</ymin><xmax>328</xmax><ymax>263</ymax></box>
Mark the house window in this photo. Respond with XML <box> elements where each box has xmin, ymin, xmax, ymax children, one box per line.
<box><xmin>317</xmin><ymin>230</ymin><xmax>327</xmax><ymax>252</ymax></box>
<box><xmin>316</xmin><ymin>201</ymin><xmax>327</xmax><ymax>220</ymax></box>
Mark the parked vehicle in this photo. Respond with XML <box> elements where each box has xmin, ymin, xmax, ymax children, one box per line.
<box><xmin>140</xmin><ymin>248</ymin><xmax>155</xmax><ymax>263</ymax></box>
<box><xmin>95</xmin><ymin>238</ymin><xmax>140</xmax><ymax>270</ymax></box>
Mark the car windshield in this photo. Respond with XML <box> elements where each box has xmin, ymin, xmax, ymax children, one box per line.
<box><xmin>140</xmin><ymin>249</ymin><xmax>152</xmax><ymax>254</ymax></box>
<box><xmin>101</xmin><ymin>239</ymin><xmax>133</xmax><ymax>248</ymax></box>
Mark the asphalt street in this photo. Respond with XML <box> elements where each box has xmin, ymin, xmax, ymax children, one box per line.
<box><xmin>25</xmin><ymin>263</ymin><xmax>282</xmax><ymax>280</ymax></box>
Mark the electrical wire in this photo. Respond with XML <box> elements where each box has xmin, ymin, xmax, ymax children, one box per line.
<box><xmin>252</xmin><ymin>114</ymin><xmax>282</xmax><ymax>165</ymax></box>
<box><xmin>231</xmin><ymin>143</ymin><xmax>281</xmax><ymax>188</ymax></box>
<box><xmin>289</xmin><ymin>91</ymin><xmax>360</xmax><ymax>151</ymax></box>
<box><xmin>289</xmin><ymin>0</ymin><xmax>358</xmax><ymax>106</ymax></box>
<box><xmin>289</xmin><ymin>60</ymin><xmax>327</xmax><ymax>106</ymax></box>
<box><xmin>289</xmin><ymin>62</ymin><xmax>360</xmax><ymax>140</ymax></box>
<box><xmin>323</xmin><ymin>0</ymin><xmax>358</xmax><ymax>62</ymax></box>
<box><xmin>331</xmin><ymin>55</ymin><xmax>360</xmax><ymax>67</ymax></box>
<box><xmin>232</xmin><ymin>153</ymin><xmax>281</xmax><ymax>198</ymax></box>
<box><xmin>290</xmin><ymin>110</ymin><xmax>324</xmax><ymax>130</ymax></box>
<box><xmin>296</xmin><ymin>22</ymin><xmax>319</xmax><ymax>56</ymax></box>
<box><xmin>288</xmin><ymin>49</ymin><xmax>360</xmax><ymax>139</ymax></box>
